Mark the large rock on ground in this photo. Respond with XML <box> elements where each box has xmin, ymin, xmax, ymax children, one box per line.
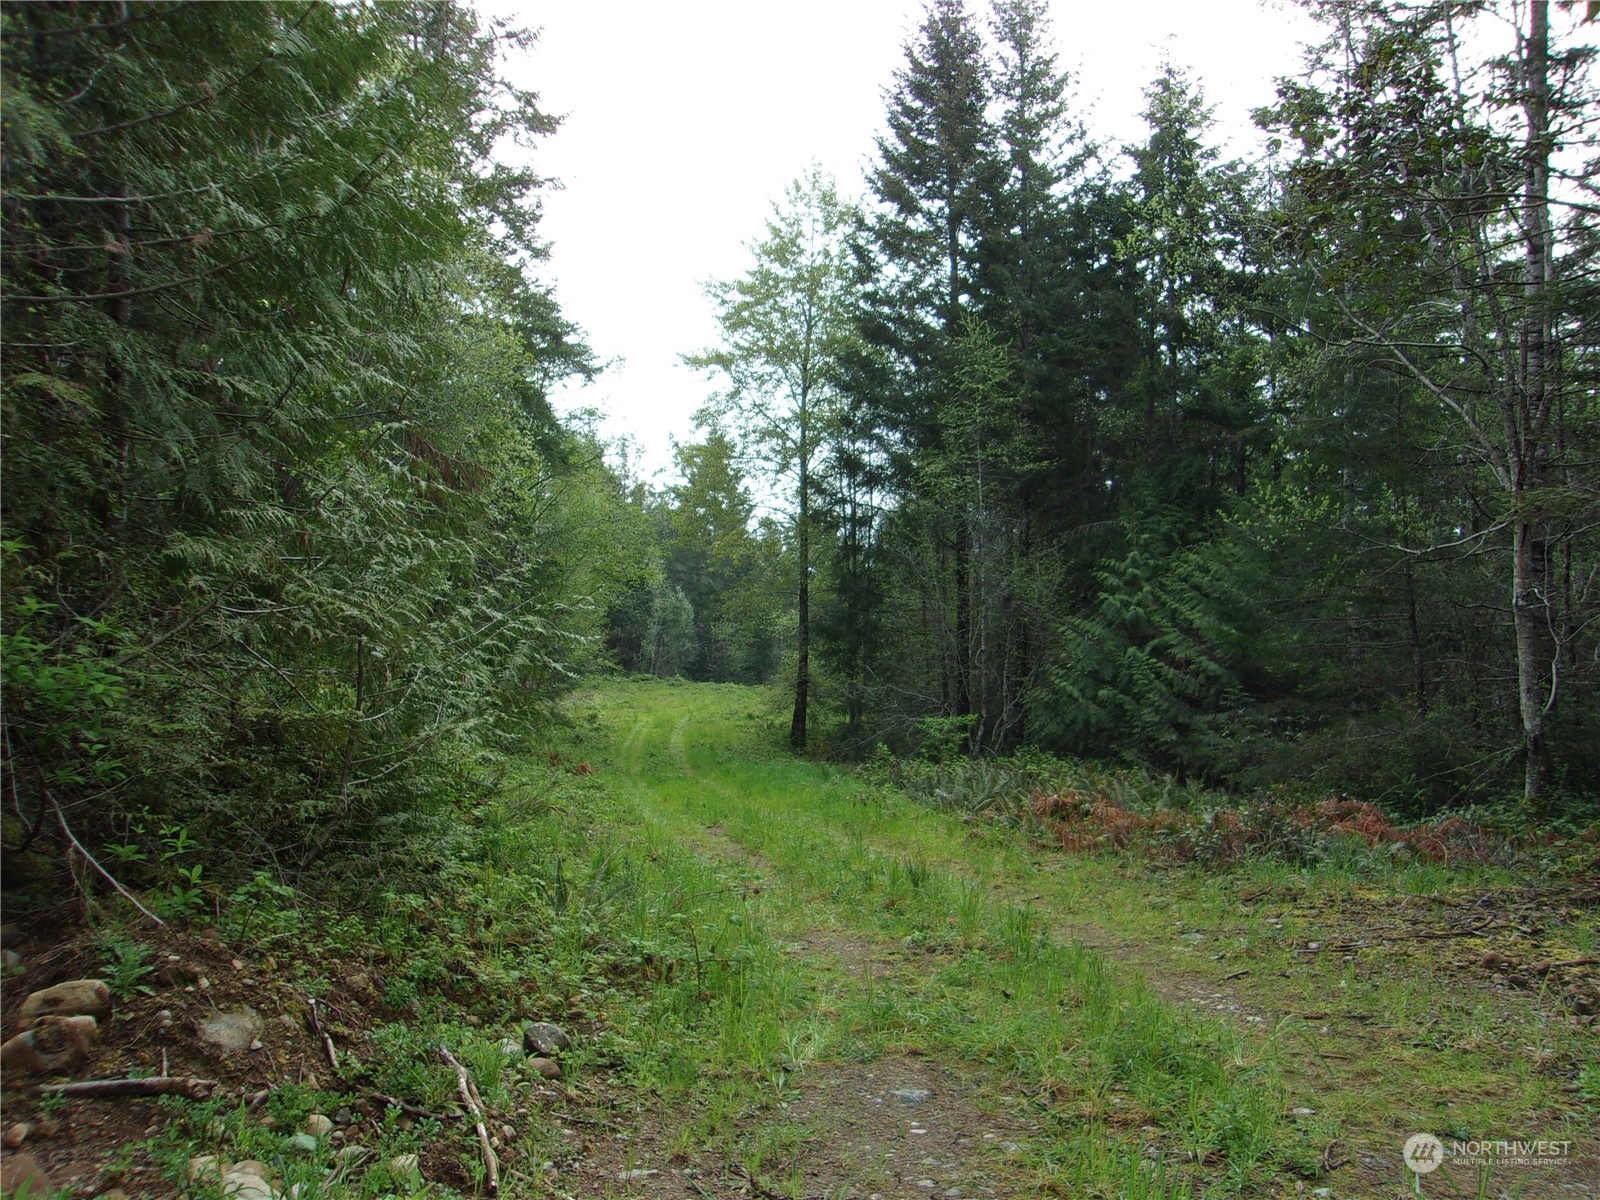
<box><xmin>522</xmin><ymin>1021</ymin><xmax>571</xmax><ymax>1056</ymax></box>
<box><xmin>198</xmin><ymin>1006</ymin><xmax>262</xmax><ymax>1053</ymax></box>
<box><xmin>0</xmin><ymin>1014</ymin><xmax>99</xmax><ymax>1075</ymax></box>
<box><xmin>0</xmin><ymin>1151</ymin><xmax>53</xmax><ymax>1196</ymax></box>
<box><xmin>17</xmin><ymin>979</ymin><xmax>112</xmax><ymax>1026</ymax></box>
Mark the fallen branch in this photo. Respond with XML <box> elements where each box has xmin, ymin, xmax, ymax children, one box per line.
<box><xmin>366</xmin><ymin>1091</ymin><xmax>453</xmax><ymax>1122</ymax></box>
<box><xmin>38</xmin><ymin>1076</ymin><xmax>216</xmax><ymax>1101</ymax></box>
<box><xmin>729</xmin><ymin>1164</ymin><xmax>787</xmax><ymax>1200</ymax></box>
<box><xmin>54</xmin><ymin>796</ymin><xmax>166</xmax><ymax>927</ymax></box>
<box><xmin>440</xmin><ymin>1045</ymin><xmax>498</xmax><ymax>1194</ymax></box>
<box><xmin>306</xmin><ymin>997</ymin><xmax>338</xmax><ymax>1072</ymax></box>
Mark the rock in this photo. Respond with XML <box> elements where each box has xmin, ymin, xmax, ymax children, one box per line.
<box><xmin>302</xmin><ymin>1114</ymin><xmax>333</xmax><ymax>1138</ymax></box>
<box><xmin>187</xmin><ymin>1154</ymin><xmax>225</xmax><ymax>1184</ymax></box>
<box><xmin>0</xmin><ymin>1152</ymin><xmax>52</xmax><ymax>1196</ymax></box>
<box><xmin>198</xmin><ymin>927</ymin><xmax>220</xmax><ymax>941</ymax></box>
<box><xmin>333</xmin><ymin>1107</ymin><xmax>353</xmax><ymax>1125</ymax></box>
<box><xmin>287</xmin><ymin>1132</ymin><xmax>320</xmax><ymax>1154</ymax></box>
<box><xmin>199</xmin><ymin>1006</ymin><xmax>263</xmax><ymax>1053</ymax></box>
<box><xmin>527</xmin><ymin>1056</ymin><xmax>562</xmax><ymax>1080</ymax></box>
<box><xmin>17</xmin><ymin>978</ymin><xmax>112</xmax><ymax>1026</ymax></box>
<box><xmin>156</xmin><ymin>1009</ymin><xmax>174</xmax><ymax>1028</ymax></box>
<box><xmin>230</xmin><ymin>1160</ymin><xmax>273</xmax><ymax>1182</ymax></box>
<box><xmin>522</xmin><ymin>1021</ymin><xmax>572</xmax><ymax>1056</ymax></box>
<box><xmin>891</xmin><ymin>1088</ymin><xmax>932</xmax><ymax>1104</ymax></box>
<box><xmin>497</xmin><ymin>1037</ymin><xmax>523</xmax><ymax>1059</ymax></box>
<box><xmin>1480</xmin><ymin>950</ymin><xmax>1512</xmax><ymax>970</ymax></box>
<box><xmin>2</xmin><ymin>949</ymin><xmax>19</xmax><ymax>971</ymax></box>
<box><xmin>343</xmin><ymin>973</ymin><xmax>370</xmax><ymax>993</ymax></box>
<box><xmin>389</xmin><ymin>1153</ymin><xmax>421</xmax><ymax>1181</ymax></box>
<box><xmin>618</xmin><ymin>1169</ymin><xmax>659</xmax><ymax>1181</ymax></box>
<box><xmin>501</xmin><ymin>1123</ymin><xmax>516</xmax><ymax>1140</ymax></box>
<box><xmin>334</xmin><ymin>1144</ymin><xmax>366</xmax><ymax>1165</ymax></box>
<box><xmin>221</xmin><ymin>1168</ymin><xmax>276</xmax><ymax>1199</ymax></box>
<box><xmin>1563</xmin><ymin>986</ymin><xmax>1598</xmax><ymax>1016</ymax></box>
<box><xmin>1</xmin><ymin>1014</ymin><xmax>99</xmax><ymax>1075</ymax></box>
<box><xmin>2</xmin><ymin>1123</ymin><xmax>30</xmax><ymax>1150</ymax></box>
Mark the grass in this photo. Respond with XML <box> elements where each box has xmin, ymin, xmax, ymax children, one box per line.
<box><xmin>595</xmin><ymin>681</ymin><xmax>1293</xmax><ymax>1195</ymax></box>
<box><xmin>90</xmin><ymin>677</ymin><xmax>1592</xmax><ymax>1197</ymax></box>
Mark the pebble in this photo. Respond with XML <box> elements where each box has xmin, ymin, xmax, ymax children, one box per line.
<box><xmin>2</xmin><ymin>949</ymin><xmax>19</xmax><ymax>970</ymax></box>
<box><xmin>3</xmin><ymin>1124</ymin><xmax>30</xmax><ymax>1150</ymax></box>
<box><xmin>618</xmin><ymin>1169</ymin><xmax>660</xmax><ymax>1181</ymax></box>
<box><xmin>915</xmin><ymin>1181</ymin><xmax>936</xmax><ymax>1190</ymax></box>
<box><xmin>389</xmin><ymin>1153</ymin><xmax>421</xmax><ymax>1180</ymax></box>
<box><xmin>892</xmin><ymin>1088</ymin><xmax>932</xmax><ymax>1104</ymax></box>
<box><xmin>335</xmin><ymin>1145</ymin><xmax>366</xmax><ymax>1165</ymax></box>
<box><xmin>287</xmin><ymin>1132</ymin><xmax>320</xmax><ymax>1153</ymax></box>
<box><xmin>156</xmin><ymin>1009</ymin><xmax>174</xmax><ymax>1027</ymax></box>
<box><xmin>303</xmin><ymin>1114</ymin><xmax>334</xmax><ymax>1138</ymax></box>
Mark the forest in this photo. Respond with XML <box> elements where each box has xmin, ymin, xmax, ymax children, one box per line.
<box><xmin>2</xmin><ymin>3</ymin><xmax>1598</xmax><ymax>1198</ymax></box>
<box><xmin>3</xmin><ymin>0</ymin><xmax>1597</xmax><ymax>891</ymax></box>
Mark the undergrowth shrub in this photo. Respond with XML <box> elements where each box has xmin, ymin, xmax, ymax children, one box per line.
<box><xmin>871</xmin><ymin>748</ymin><xmax>1584</xmax><ymax>869</ymax></box>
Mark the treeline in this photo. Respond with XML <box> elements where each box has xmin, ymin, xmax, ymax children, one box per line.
<box><xmin>0</xmin><ymin>3</ymin><xmax>652</xmax><ymax>887</ymax></box>
<box><xmin>630</xmin><ymin>0</ymin><xmax>1598</xmax><ymax>812</ymax></box>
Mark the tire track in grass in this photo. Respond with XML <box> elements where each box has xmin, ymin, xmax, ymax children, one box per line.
<box><xmin>580</xmin><ymin>692</ymin><xmax>1040</xmax><ymax>1199</ymax></box>
<box><xmin>597</xmin><ymin>683</ymin><xmax>1293</xmax><ymax>1198</ymax></box>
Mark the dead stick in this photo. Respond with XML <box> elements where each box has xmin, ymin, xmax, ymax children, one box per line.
<box><xmin>730</xmin><ymin>1164</ymin><xmax>786</xmax><ymax>1200</ymax></box>
<box><xmin>440</xmin><ymin>1045</ymin><xmax>498</xmax><ymax>1194</ymax></box>
<box><xmin>365</xmin><ymin>1091</ymin><xmax>454</xmax><ymax>1122</ymax></box>
<box><xmin>306</xmin><ymin>997</ymin><xmax>338</xmax><ymax>1071</ymax></box>
<box><xmin>38</xmin><ymin>1076</ymin><xmax>217</xmax><ymax>1101</ymax></box>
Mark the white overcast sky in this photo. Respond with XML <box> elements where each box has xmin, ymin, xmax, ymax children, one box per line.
<box><xmin>484</xmin><ymin>1</ymin><xmax>1323</xmax><ymax>482</ymax></box>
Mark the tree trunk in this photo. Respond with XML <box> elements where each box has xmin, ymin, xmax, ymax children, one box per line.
<box><xmin>790</xmin><ymin>457</ymin><xmax>810</xmax><ymax>750</ymax></box>
<box><xmin>1514</xmin><ymin>0</ymin><xmax>1555</xmax><ymax>802</ymax></box>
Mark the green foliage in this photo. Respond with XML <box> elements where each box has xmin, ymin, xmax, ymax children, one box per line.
<box><xmin>1035</xmin><ymin>533</ymin><xmax>1248</xmax><ymax>779</ymax></box>
<box><xmin>0</xmin><ymin>2</ymin><xmax>612</xmax><ymax>881</ymax></box>
<box><xmin>95</xmin><ymin>931</ymin><xmax>155</xmax><ymax>999</ymax></box>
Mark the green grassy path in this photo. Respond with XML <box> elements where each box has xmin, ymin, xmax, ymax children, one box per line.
<box><xmin>583</xmin><ymin>682</ymin><xmax>1289</xmax><ymax>1198</ymax></box>
<box><xmin>546</xmin><ymin>680</ymin><xmax>1595</xmax><ymax>1200</ymax></box>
